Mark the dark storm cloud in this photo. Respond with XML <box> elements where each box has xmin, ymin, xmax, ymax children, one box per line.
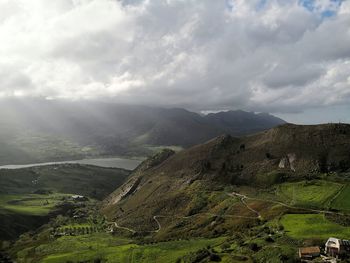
<box><xmin>0</xmin><ymin>0</ymin><xmax>349</xmax><ymax>114</ymax></box>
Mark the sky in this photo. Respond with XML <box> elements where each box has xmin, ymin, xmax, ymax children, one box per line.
<box><xmin>0</xmin><ymin>0</ymin><xmax>349</xmax><ymax>124</ymax></box>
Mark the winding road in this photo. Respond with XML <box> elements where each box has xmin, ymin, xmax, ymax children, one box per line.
<box><xmin>108</xmin><ymin>221</ymin><xmax>136</xmax><ymax>234</ymax></box>
<box><xmin>228</xmin><ymin>191</ymin><xmax>346</xmax><ymax>216</ymax></box>
<box><xmin>109</xmin><ymin>189</ymin><xmax>346</xmax><ymax>234</ymax></box>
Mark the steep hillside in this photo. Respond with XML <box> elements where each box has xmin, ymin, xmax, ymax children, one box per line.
<box><xmin>102</xmin><ymin>123</ymin><xmax>350</xmax><ymax>237</ymax></box>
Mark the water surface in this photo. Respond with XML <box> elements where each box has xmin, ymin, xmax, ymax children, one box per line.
<box><xmin>0</xmin><ymin>157</ymin><xmax>143</xmax><ymax>170</ymax></box>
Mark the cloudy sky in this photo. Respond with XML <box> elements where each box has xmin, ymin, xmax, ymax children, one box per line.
<box><xmin>0</xmin><ymin>0</ymin><xmax>349</xmax><ymax>123</ymax></box>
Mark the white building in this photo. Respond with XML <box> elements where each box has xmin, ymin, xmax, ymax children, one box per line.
<box><xmin>325</xmin><ymin>237</ymin><xmax>350</xmax><ymax>258</ymax></box>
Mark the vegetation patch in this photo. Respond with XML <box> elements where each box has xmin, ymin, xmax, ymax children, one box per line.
<box><xmin>330</xmin><ymin>184</ymin><xmax>350</xmax><ymax>211</ymax></box>
<box><xmin>18</xmin><ymin>234</ymin><xmax>225</xmax><ymax>263</ymax></box>
<box><xmin>280</xmin><ymin>214</ymin><xmax>350</xmax><ymax>240</ymax></box>
<box><xmin>0</xmin><ymin>193</ymin><xmax>69</xmax><ymax>216</ymax></box>
<box><xmin>276</xmin><ymin>180</ymin><xmax>342</xmax><ymax>208</ymax></box>
<box><xmin>254</xmin><ymin>171</ymin><xmax>286</xmax><ymax>186</ymax></box>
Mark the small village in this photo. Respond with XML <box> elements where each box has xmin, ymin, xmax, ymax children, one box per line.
<box><xmin>299</xmin><ymin>237</ymin><xmax>350</xmax><ymax>262</ymax></box>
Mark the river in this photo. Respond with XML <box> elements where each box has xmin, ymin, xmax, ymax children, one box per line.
<box><xmin>0</xmin><ymin>157</ymin><xmax>144</xmax><ymax>171</ymax></box>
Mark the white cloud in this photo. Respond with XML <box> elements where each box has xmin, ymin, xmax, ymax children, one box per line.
<box><xmin>0</xmin><ymin>0</ymin><xmax>349</xmax><ymax>114</ymax></box>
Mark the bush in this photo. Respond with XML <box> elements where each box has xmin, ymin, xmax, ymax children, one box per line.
<box><xmin>209</xmin><ymin>253</ymin><xmax>221</xmax><ymax>261</ymax></box>
<box><xmin>249</xmin><ymin>242</ymin><xmax>260</xmax><ymax>252</ymax></box>
<box><xmin>265</xmin><ymin>236</ymin><xmax>275</xmax><ymax>243</ymax></box>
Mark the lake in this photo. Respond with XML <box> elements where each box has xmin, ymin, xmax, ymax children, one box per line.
<box><xmin>0</xmin><ymin>157</ymin><xmax>144</xmax><ymax>170</ymax></box>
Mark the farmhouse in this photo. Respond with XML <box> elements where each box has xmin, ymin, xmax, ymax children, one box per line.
<box><xmin>325</xmin><ymin>237</ymin><xmax>350</xmax><ymax>257</ymax></box>
<box><xmin>298</xmin><ymin>246</ymin><xmax>320</xmax><ymax>260</ymax></box>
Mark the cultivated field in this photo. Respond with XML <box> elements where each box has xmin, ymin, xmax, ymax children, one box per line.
<box><xmin>18</xmin><ymin>234</ymin><xmax>225</xmax><ymax>263</ymax></box>
<box><xmin>280</xmin><ymin>214</ymin><xmax>350</xmax><ymax>240</ymax></box>
<box><xmin>330</xmin><ymin>184</ymin><xmax>350</xmax><ymax>211</ymax></box>
<box><xmin>276</xmin><ymin>180</ymin><xmax>342</xmax><ymax>208</ymax></box>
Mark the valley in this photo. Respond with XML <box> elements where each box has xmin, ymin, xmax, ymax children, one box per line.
<box><xmin>0</xmin><ymin>164</ymin><xmax>130</xmax><ymax>242</ymax></box>
<box><xmin>1</xmin><ymin>123</ymin><xmax>350</xmax><ymax>262</ymax></box>
<box><xmin>0</xmin><ymin>100</ymin><xmax>285</xmax><ymax>165</ymax></box>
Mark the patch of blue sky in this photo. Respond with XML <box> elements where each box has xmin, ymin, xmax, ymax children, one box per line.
<box><xmin>321</xmin><ymin>9</ymin><xmax>336</xmax><ymax>17</ymax></box>
<box><xmin>256</xmin><ymin>0</ymin><xmax>268</xmax><ymax>10</ymax></box>
<box><xmin>227</xmin><ymin>0</ymin><xmax>342</xmax><ymax>17</ymax></box>
<box><xmin>299</xmin><ymin>0</ymin><xmax>315</xmax><ymax>11</ymax></box>
<box><xmin>225</xmin><ymin>0</ymin><xmax>234</xmax><ymax>12</ymax></box>
<box><xmin>299</xmin><ymin>0</ymin><xmax>342</xmax><ymax>17</ymax></box>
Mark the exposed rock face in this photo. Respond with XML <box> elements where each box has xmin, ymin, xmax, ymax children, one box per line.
<box><xmin>278</xmin><ymin>157</ymin><xmax>289</xmax><ymax>169</ymax></box>
<box><xmin>104</xmin><ymin>149</ymin><xmax>176</xmax><ymax>206</ymax></box>
<box><xmin>287</xmin><ymin>153</ymin><xmax>297</xmax><ymax>171</ymax></box>
<box><xmin>278</xmin><ymin>153</ymin><xmax>297</xmax><ymax>171</ymax></box>
<box><xmin>111</xmin><ymin>176</ymin><xmax>142</xmax><ymax>204</ymax></box>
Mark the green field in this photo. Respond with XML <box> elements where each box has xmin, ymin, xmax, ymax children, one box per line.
<box><xmin>0</xmin><ymin>164</ymin><xmax>130</xmax><ymax>241</ymax></box>
<box><xmin>280</xmin><ymin>214</ymin><xmax>350</xmax><ymax>240</ymax></box>
<box><xmin>331</xmin><ymin>184</ymin><xmax>350</xmax><ymax>211</ymax></box>
<box><xmin>0</xmin><ymin>193</ymin><xmax>69</xmax><ymax>216</ymax></box>
<box><xmin>15</xmin><ymin>234</ymin><xmax>225</xmax><ymax>263</ymax></box>
<box><xmin>276</xmin><ymin>180</ymin><xmax>342</xmax><ymax>208</ymax></box>
<box><xmin>0</xmin><ymin>164</ymin><xmax>130</xmax><ymax>199</ymax></box>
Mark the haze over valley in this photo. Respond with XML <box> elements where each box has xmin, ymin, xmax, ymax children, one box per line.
<box><xmin>0</xmin><ymin>99</ymin><xmax>285</xmax><ymax>165</ymax></box>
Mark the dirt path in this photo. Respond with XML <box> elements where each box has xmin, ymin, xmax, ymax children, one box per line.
<box><xmin>228</xmin><ymin>192</ymin><xmax>261</xmax><ymax>218</ymax></box>
<box><xmin>110</xmin><ymin>210</ymin><xmax>259</xmax><ymax>235</ymax></box>
<box><xmin>108</xmin><ymin>221</ymin><xmax>136</xmax><ymax>234</ymax></box>
<box><xmin>152</xmin><ymin>216</ymin><xmax>162</xmax><ymax>233</ymax></box>
<box><xmin>228</xmin><ymin>191</ymin><xmax>345</xmax><ymax>216</ymax></box>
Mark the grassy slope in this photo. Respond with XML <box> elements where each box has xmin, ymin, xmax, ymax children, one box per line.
<box><xmin>276</xmin><ymin>180</ymin><xmax>342</xmax><ymax>208</ymax></box>
<box><xmin>331</xmin><ymin>184</ymin><xmax>350</xmax><ymax>211</ymax></box>
<box><xmin>281</xmin><ymin>214</ymin><xmax>350</xmax><ymax>240</ymax></box>
<box><xmin>0</xmin><ymin>164</ymin><xmax>130</xmax><ymax>199</ymax></box>
<box><xmin>15</xmin><ymin>233</ymin><xmax>225</xmax><ymax>263</ymax></box>
<box><xmin>0</xmin><ymin>193</ymin><xmax>70</xmax><ymax>216</ymax></box>
<box><xmin>9</xmin><ymin>177</ymin><xmax>349</xmax><ymax>262</ymax></box>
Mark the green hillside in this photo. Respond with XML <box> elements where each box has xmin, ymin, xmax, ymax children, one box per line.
<box><xmin>0</xmin><ymin>164</ymin><xmax>130</xmax><ymax>241</ymax></box>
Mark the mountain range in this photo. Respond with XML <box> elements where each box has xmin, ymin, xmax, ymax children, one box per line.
<box><xmin>0</xmin><ymin>99</ymin><xmax>285</xmax><ymax>164</ymax></box>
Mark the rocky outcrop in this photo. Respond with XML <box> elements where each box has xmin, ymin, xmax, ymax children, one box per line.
<box><xmin>278</xmin><ymin>153</ymin><xmax>296</xmax><ymax>172</ymax></box>
<box><xmin>104</xmin><ymin>149</ymin><xmax>176</xmax><ymax>206</ymax></box>
<box><xmin>111</xmin><ymin>176</ymin><xmax>142</xmax><ymax>204</ymax></box>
